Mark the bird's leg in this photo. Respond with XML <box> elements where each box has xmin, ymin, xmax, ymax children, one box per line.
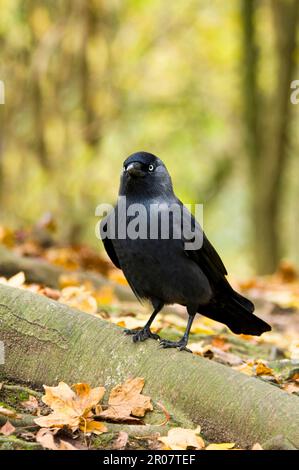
<box><xmin>159</xmin><ymin>313</ymin><xmax>195</xmax><ymax>352</ymax></box>
<box><xmin>124</xmin><ymin>302</ymin><xmax>163</xmax><ymax>343</ymax></box>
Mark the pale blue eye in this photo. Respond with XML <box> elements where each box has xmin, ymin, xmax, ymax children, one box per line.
<box><xmin>148</xmin><ymin>164</ymin><xmax>154</xmax><ymax>172</ymax></box>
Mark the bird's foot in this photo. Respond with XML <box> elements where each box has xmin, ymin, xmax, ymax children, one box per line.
<box><xmin>159</xmin><ymin>338</ymin><xmax>192</xmax><ymax>353</ymax></box>
<box><xmin>124</xmin><ymin>327</ymin><xmax>160</xmax><ymax>343</ymax></box>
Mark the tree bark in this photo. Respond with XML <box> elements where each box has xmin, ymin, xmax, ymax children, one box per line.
<box><xmin>241</xmin><ymin>0</ymin><xmax>299</xmax><ymax>274</ymax></box>
<box><xmin>0</xmin><ymin>284</ymin><xmax>298</xmax><ymax>448</ymax></box>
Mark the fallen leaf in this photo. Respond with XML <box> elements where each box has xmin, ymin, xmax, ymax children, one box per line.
<box><xmin>58</xmin><ymin>439</ymin><xmax>78</xmax><ymax>450</ymax></box>
<box><xmin>34</xmin><ymin>381</ymin><xmax>106</xmax><ymax>432</ymax></box>
<box><xmin>100</xmin><ymin>377</ymin><xmax>153</xmax><ymax>421</ymax></box>
<box><xmin>0</xmin><ymin>406</ymin><xmax>18</xmax><ymax>418</ymax></box>
<box><xmin>36</xmin><ymin>428</ymin><xmax>58</xmax><ymax>450</ymax></box>
<box><xmin>0</xmin><ymin>421</ymin><xmax>15</xmax><ymax>436</ymax></box>
<box><xmin>113</xmin><ymin>431</ymin><xmax>129</xmax><ymax>450</ymax></box>
<box><xmin>108</xmin><ymin>270</ymin><xmax>128</xmax><ymax>286</ymax></box>
<box><xmin>158</xmin><ymin>426</ymin><xmax>204</xmax><ymax>450</ymax></box>
<box><xmin>79</xmin><ymin>420</ymin><xmax>107</xmax><ymax>434</ymax></box>
<box><xmin>40</xmin><ymin>286</ymin><xmax>61</xmax><ymax>300</ymax></box>
<box><xmin>233</xmin><ymin>363</ymin><xmax>254</xmax><ymax>376</ymax></box>
<box><xmin>21</xmin><ymin>395</ymin><xmax>39</xmax><ymax>413</ymax></box>
<box><xmin>282</xmin><ymin>382</ymin><xmax>299</xmax><ymax>394</ymax></box>
<box><xmin>211</xmin><ymin>337</ymin><xmax>231</xmax><ymax>351</ymax></box>
<box><xmin>0</xmin><ymin>271</ymin><xmax>25</xmax><ymax>288</ymax></box>
<box><xmin>59</xmin><ymin>286</ymin><xmax>98</xmax><ymax>314</ymax></box>
<box><xmin>95</xmin><ymin>285</ymin><xmax>116</xmax><ymax>305</ymax></box>
<box><xmin>206</xmin><ymin>442</ymin><xmax>235</xmax><ymax>450</ymax></box>
<box><xmin>36</xmin><ymin>428</ymin><xmax>78</xmax><ymax>450</ymax></box>
<box><xmin>252</xmin><ymin>443</ymin><xmax>263</xmax><ymax>450</ymax></box>
<box><xmin>255</xmin><ymin>362</ymin><xmax>275</xmax><ymax>376</ymax></box>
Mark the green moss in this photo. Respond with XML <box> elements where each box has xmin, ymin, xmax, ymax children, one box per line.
<box><xmin>91</xmin><ymin>432</ymin><xmax>115</xmax><ymax>449</ymax></box>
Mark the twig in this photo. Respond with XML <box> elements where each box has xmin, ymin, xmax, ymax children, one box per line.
<box><xmin>0</xmin><ymin>435</ymin><xmax>42</xmax><ymax>450</ymax></box>
<box><xmin>2</xmin><ymin>384</ymin><xmax>42</xmax><ymax>398</ymax></box>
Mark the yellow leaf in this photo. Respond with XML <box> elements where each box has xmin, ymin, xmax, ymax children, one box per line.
<box><xmin>206</xmin><ymin>442</ymin><xmax>235</xmax><ymax>450</ymax></box>
<box><xmin>233</xmin><ymin>363</ymin><xmax>254</xmax><ymax>376</ymax></box>
<box><xmin>159</xmin><ymin>427</ymin><xmax>204</xmax><ymax>450</ymax></box>
<box><xmin>95</xmin><ymin>285</ymin><xmax>115</xmax><ymax>305</ymax></box>
<box><xmin>108</xmin><ymin>270</ymin><xmax>128</xmax><ymax>286</ymax></box>
<box><xmin>79</xmin><ymin>420</ymin><xmax>107</xmax><ymax>435</ymax></box>
<box><xmin>255</xmin><ymin>362</ymin><xmax>275</xmax><ymax>376</ymax></box>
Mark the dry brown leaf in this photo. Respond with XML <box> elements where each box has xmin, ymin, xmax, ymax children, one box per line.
<box><xmin>21</xmin><ymin>395</ymin><xmax>39</xmax><ymax>414</ymax></box>
<box><xmin>34</xmin><ymin>381</ymin><xmax>106</xmax><ymax>432</ymax></box>
<box><xmin>36</xmin><ymin>428</ymin><xmax>78</xmax><ymax>450</ymax></box>
<box><xmin>39</xmin><ymin>286</ymin><xmax>61</xmax><ymax>300</ymax></box>
<box><xmin>252</xmin><ymin>443</ymin><xmax>263</xmax><ymax>450</ymax></box>
<box><xmin>58</xmin><ymin>439</ymin><xmax>78</xmax><ymax>450</ymax></box>
<box><xmin>282</xmin><ymin>382</ymin><xmax>299</xmax><ymax>394</ymax></box>
<box><xmin>159</xmin><ymin>426</ymin><xmax>204</xmax><ymax>450</ymax></box>
<box><xmin>0</xmin><ymin>420</ymin><xmax>15</xmax><ymax>436</ymax></box>
<box><xmin>113</xmin><ymin>431</ymin><xmax>129</xmax><ymax>450</ymax></box>
<box><xmin>211</xmin><ymin>337</ymin><xmax>231</xmax><ymax>351</ymax></box>
<box><xmin>36</xmin><ymin>428</ymin><xmax>58</xmax><ymax>450</ymax></box>
<box><xmin>206</xmin><ymin>442</ymin><xmax>235</xmax><ymax>450</ymax></box>
<box><xmin>100</xmin><ymin>377</ymin><xmax>153</xmax><ymax>421</ymax></box>
<box><xmin>0</xmin><ymin>406</ymin><xmax>18</xmax><ymax>418</ymax></box>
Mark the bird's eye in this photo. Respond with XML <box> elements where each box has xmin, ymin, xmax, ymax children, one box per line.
<box><xmin>148</xmin><ymin>164</ymin><xmax>154</xmax><ymax>172</ymax></box>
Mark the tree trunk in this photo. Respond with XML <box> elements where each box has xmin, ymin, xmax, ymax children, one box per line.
<box><xmin>241</xmin><ymin>0</ymin><xmax>299</xmax><ymax>274</ymax></box>
<box><xmin>0</xmin><ymin>284</ymin><xmax>298</xmax><ymax>448</ymax></box>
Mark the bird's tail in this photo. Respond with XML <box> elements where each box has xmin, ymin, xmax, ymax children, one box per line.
<box><xmin>200</xmin><ymin>289</ymin><xmax>271</xmax><ymax>336</ymax></box>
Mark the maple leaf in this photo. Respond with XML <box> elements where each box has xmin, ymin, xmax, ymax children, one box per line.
<box><xmin>159</xmin><ymin>427</ymin><xmax>205</xmax><ymax>450</ymax></box>
<box><xmin>34</xmin><ymin>382</ymin><xmax>107</xmax><ymax>433</ymax></box>
<box><xmin>100</xmin><ymin>377</ymin><xmax>153</xmax><ymax>421</ymax></box>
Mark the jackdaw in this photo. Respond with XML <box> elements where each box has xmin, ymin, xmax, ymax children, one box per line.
<box><xmin>100</xmin><ymin>151</ymin><xmax>271</xmax><ymax>351</ymax></box>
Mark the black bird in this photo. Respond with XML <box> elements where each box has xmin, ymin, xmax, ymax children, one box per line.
<box><xmin>100</xmin><ymin>151</ymin><xmax>271</xmax><ymax>351</ymax></box>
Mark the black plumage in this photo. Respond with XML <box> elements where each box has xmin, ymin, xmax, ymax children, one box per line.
<box><xmin>101</xmin><ymin>151</ymin><xmax>271</xmax><ymax>351</ymax></box>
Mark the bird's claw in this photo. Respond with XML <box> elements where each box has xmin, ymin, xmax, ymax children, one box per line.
<box><xmin>159</xmin><ymin>339</ymin><xmax>192</xmax><ymax>353</ymax></box>
<box><xmin>124</xmin><ymin>327</ymin><xmax>160</xmax><ymax>342</ymax></box>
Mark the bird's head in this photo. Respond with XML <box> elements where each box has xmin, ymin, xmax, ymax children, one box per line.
<box><xmin>119</xmin><ymin>151</ymin><xmax>174</xmax><ymax>199</ymax></box>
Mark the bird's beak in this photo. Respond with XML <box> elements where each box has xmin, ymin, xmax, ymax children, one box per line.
<box><xmin>125</xmin><ymin>162</ymin><xmax>145</xmax><ymax>177</ymax></box>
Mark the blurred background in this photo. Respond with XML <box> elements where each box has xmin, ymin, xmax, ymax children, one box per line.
<box><xmin>0</xmin><ymin>0</ymin><xmax>299</xmax><ymax>276</ymax></box>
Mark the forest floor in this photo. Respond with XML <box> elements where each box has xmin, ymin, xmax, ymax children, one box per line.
<box><xmin>0</xmin><ymin>224</ymin><xmax>298</xmax><ymax>450</ymax></box>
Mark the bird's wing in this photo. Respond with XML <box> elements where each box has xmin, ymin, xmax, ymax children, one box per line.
<box><xmin>100</xmin><ymin>216</ymin><xmax>121</xmax><ymax>269</ymax></box>
<box><xmin>179</xmin><ymin>202</ymin><xmax>228</xmax><ymax>286</ymax></box>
